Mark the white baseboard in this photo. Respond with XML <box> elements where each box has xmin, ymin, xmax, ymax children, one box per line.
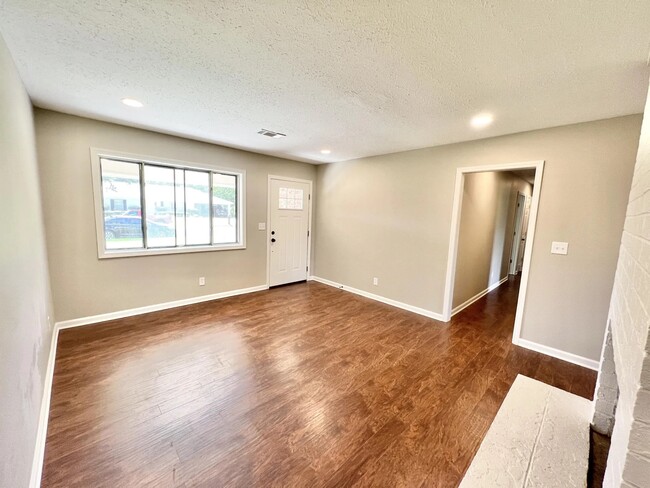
<box><xmin>30</xmin><ymin>283</ymin><xmax>268</xmax><ymax>486</ymax></box>
<box><xmin>27</xmin><ymin>279</ymin><xmax>597</xmax><ymax>487</ymax></box>
<box><xmin>452</xmin><ymin>276</ymin><xmax>509</xmax><ymax>317</ymax></box>
<box><xmin>29</xmin><ymin>325</ymin><xmax>59</xmax><ymax>488</ymax></box>
<box><xmin>56</xmin><ymin>284</ymin><xmax>269</xmax><ymax>330</ymax></box>
<box><xmin>515</xmin><ymin>338</ymin><xmax>599</xmax><ymax>371</ymax></box>
<box><xmin>309</xmin><ymin>276</ymin><xmax>444</xmax><ymax>321</ymax></box>
<box><xmin>308</xmin><ymin>276</ymin><xmax>597</xmax><ymax>370</ymax></box>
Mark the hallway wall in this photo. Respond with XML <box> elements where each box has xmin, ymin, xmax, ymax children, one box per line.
<box><xmin>452</xmin><ymin>171</ymin><xmax>532</xmax><ymax>310</ymax></box>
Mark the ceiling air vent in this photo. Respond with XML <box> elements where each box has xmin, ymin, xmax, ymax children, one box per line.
<box><xmin>258</xmin><ymin>129</ymin><xmax>286</xmax><ymax>138</ymax></box>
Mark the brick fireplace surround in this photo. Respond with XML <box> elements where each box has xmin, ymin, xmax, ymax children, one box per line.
<box><xmin>593</xmin><ymin>79</ymin><xmax>650</xmax><ymax>487</ymax></box>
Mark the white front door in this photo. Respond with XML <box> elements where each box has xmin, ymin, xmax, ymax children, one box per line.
<box><xmin>269</xmin><ymin>178</ymin><xmax>311</xmax><ymax>286</ymax></box>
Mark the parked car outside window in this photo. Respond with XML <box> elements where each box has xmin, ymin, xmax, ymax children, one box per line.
<box><xmin>104</xmin><ymin>217</ymin><xmax>174</xmax><ymax>240</ymax></box>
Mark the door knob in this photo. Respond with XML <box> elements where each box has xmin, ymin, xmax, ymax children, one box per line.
<box><xmin>271</xmin><ymin>238</ymin><xmax>276</xmax><ymax>243</ymax></box>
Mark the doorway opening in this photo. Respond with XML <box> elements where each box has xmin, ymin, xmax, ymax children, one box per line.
<box><xmin>267</xmin><ymin>175</ymin><xmax>313</xmax><ymax>287</ymax></box>
<box><xmin>442</xmin><ymin>161</ymin><xmax>544</xmax><ymax>344</ymax></box>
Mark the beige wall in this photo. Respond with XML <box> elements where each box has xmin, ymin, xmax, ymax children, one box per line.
<box><xmin>314</xmin><ymin>115</ymin><xmax>641</xmax><ymax>361</ymax></box>
<box><xmin>0</xmin><ymin>36</ymin><xmax>54</xmax><ymax>486</ymax></box>
<box><xmin>35</xmin><ymin>110</ymin><xmax>316</xmax><ymax>322</ymax></box>
<box><xmin>601</xmin><ymin>82</ymin><xmax>650</xmax><ymax>487</ymax></box>
<box><xmin>453</xmin><ymin>171</ymin><xmax>532</xmax><ymax>310</ymax></box>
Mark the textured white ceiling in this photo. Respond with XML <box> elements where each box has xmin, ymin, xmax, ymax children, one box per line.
<box><xmin>1</xmin><ymin>1</ymin><xmax>649</xmax><ymax>164</ymax></box>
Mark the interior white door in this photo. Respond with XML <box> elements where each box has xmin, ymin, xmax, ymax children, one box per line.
<box><xmin>509</xmin><ymin>192</ymin><xmax>526</xmax><ymax>275</ymax></box>
<box><xmin>269</xmin><ymin>178</ymin><xmax>310</xmax><ymax>286</ymax></box>
<box><xmin>517</xmin><ymin>195</ymin><xmax>531</xmax><ymax>272</ymax></box>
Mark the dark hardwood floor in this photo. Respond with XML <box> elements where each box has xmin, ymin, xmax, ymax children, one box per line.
<box><xmin>42</xmin><ymin>278</ymin><xmax>597</xmax><ymax>487</ymax></box>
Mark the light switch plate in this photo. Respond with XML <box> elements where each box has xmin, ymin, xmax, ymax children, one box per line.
<box><xmin>551</xmin><ymin>241</ymin><xmax>569</xmax><ymax>255</ymax></box>
<box><xmin>258</xmin><ymin>222</ymin><xmax>266</xmax><ymax>230</ymax></box>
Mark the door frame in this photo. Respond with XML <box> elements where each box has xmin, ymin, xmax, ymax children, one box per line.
<box><xmin>266</xmin><ymin>175</ymin><xmax>314</xmax><ymax>287</ymax></box>
<box><xmin>509</xmin><ymin>191</ymin><xmax>527</xmax><ymax>275</ymax></box>
<box><xmin>441</xmin><ymin>160</ymin><xmax>545</xmax><ymax>346</ymax></box>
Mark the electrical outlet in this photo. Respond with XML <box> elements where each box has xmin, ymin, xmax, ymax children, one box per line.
<box><xmin>373</xmin><ymin>277</ymin><xmax>378</xmax><ymax>286</ymax></box>
<box><xmin>199</xmin><ymin>277</ymin><xmax>206</xmax><ymax>286</ymax></box>
<box><xmin>258</xmin><ymin>222</ymin><xmax>266</xmax><ymax>230</ymax></box>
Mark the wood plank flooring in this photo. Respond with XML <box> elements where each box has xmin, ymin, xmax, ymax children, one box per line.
<box><xmin>42</xmin><ymin>278</ymin><xmax>597</xmax><ymax>487</ymax></box>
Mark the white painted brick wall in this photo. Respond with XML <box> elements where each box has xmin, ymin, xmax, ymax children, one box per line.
<box><xmin>600</xmin><ymin>80</ymin><xmax>650</xmax><ymax>488</ymax></box>
<box><xmin>593</xmin><ymin>322</ymin><xmax>618</xmax><ymax>435</ymax></box>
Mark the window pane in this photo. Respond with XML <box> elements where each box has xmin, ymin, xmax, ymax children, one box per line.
<box><xmin>175</xmin><ymin>169</ymin><xmax>186</xmax><ymax>247</ymax></box>
<box><xmin>143</xmin><ymin>165</ymin><xmax>176</xmax><ymax>248</ymax></box>
<box><xmin>185</xmin><ymin>170</ymin><xmax>211</xmax><ymax>245</ymax></box>
<box><xmin>213</xmin><ymin>173</ymin><xmax>238</xmax><ymax>244</ymax></box>
<box><xmin>100</xmin><ymin>158</ymin><xmax>143</xmax><ymax>249</ymax></box>
<box><xmin>278</xmin><ymin>187</ymin><xmax>303</xmax><ymax>210</ymax></box>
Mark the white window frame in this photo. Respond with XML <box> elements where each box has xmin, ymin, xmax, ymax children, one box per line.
<box><xmin>90</xmin><ymin>148</ymin><xmax>246</xmax><ymax>259</ymax></box>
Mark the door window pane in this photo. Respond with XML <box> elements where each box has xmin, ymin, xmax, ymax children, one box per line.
<box><xmin>185</xmin><ymin>170</ymin><xmax>211</xmax><ymax>245</ymax></box>
<box><xmin>213</xmin><ymin>173</ymin><xmax>237</xmax><ymax>244</ymax></box>
<box><xmin>143</xmin><ymin>165</ymin><xmax>176</xmax><ymax>248</ymax></box>
<box><xmin>100</xmin><ymin>158</ymin><xmax>143</xmax><ymax>249</ymax></box>
<box><xmin>279</xmin><ymin>187</ymin><xmax>303</xmax><ymax>210</ymax></box>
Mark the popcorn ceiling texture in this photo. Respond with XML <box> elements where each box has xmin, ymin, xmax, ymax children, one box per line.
<box><xmin>601</xmin><ymin>79</ymin><xmax>650</xmax><ymax>487</ymax></box>
<box><xmin>0</xmin><ymin>1</ymin><xmax>649</xmax><ymax>164</ymax></box>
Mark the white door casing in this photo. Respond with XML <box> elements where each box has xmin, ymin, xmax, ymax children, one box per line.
<box><xmin>268</xmin><ymin>177</ymin><xmax>311</xmax><ymax>286</ymax></box>
<box><xmin>442</xmin><ymin>160</ymin><xmax>545</xmax><ymax>348</ymax></box>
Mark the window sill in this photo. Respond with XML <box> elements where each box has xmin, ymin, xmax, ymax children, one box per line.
<box><xmin>98</xmin><ymin>243</ymin><xmax>246</xmax><ymax>259</ymax></box>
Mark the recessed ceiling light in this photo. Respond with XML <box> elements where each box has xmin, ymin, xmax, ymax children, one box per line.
<box><xmin>320</xmin><ymin>149</ymin><xmax>331</xmax><ymax>155</ymax></box>
<box><xmin>470</xmin><ymin>113</ymin><xmax>494</xmax><ymax>129</ymax></box>
<box><xmin>121</xmin><ymin>98</ymin><xmax>144</xmax><ymax>108</ymax></box>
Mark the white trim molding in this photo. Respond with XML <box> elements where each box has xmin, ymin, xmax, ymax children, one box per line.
<box><xmin>442</xmin><ymin>160</ymin><xmax>545</xmax><ymax>353</ymax></box>
<box><xmin>310</xmin><ymin>276</ymin><xmax>444</xmax><ymax>321</ymax></box>
<box><xmin>515</xmin><ymin>338</ymin><xmax>599</xmax><ymax>371</ymax></box>
<box><xmin>29</xmin><ymin>326</ymin><xmax>59</xmax><ymax>488</ymax></box>
<box><xmin>452</xmin><ymin>276</ymin><xmax>509</xmax><ymax>316</ymax></box>
<box><xmin>56</xmin><ymin>284</ymin><xmax>268</xmax><ymax>330</ymax></box>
